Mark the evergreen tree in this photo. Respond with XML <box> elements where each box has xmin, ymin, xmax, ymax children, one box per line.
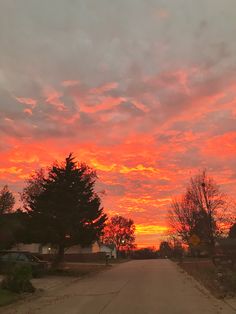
<box><xmin>22</xmin><ymin>154</ymin><xmax>107</xmax><ymax>264</ymax></box>
<box><xmin>0</xmin><ymin>185</ymin><xmax>15</xmax><ymax>214</ymax></box>
<box><xmin>0</xmin><ymin>185</ymin><xmax>16</xmax><ymax>249</ymax></box>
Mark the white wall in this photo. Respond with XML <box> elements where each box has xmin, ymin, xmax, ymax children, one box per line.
<box><xmin>65</xmin><ymin>242</ymin><xmax>100</xmax><ymax>254</ymax></box>
<box><xmin>11</xmin><ymin>243</ymin><xmax>40</xmax><ymax>253</ymax></box>
<box><xmin>99</xmin><ymin>245</ymin><xmax>117</xmax><ymax>259</ymax></box>
<box><xmin>11</xmin><ymin>243</ymin><xmax>54</xmax><ymax>254</ymax></box>
<box><xmin>11</xmin><ymin>241</ymin><xmax>116</xmax><ymax>257</ymax></box>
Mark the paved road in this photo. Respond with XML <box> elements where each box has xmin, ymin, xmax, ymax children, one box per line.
<box><xmin>2</xmin><ymin>260</ymin><xmax>235</xmax><ymax>314</ymax></box>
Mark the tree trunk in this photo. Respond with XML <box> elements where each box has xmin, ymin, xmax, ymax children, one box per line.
<box><xmin>117</xmin><ymin>246</ymin><xmax>120</xmax><ymax>259</ymax></box>
<box><xmin>202</xmin><ymin>184</ymin><xmax>215</xmax><ymax>256</ymax></box>
<box><xmin>52</xmin><ymin>244</ymin><xmax>65</xmax><ymax>268</ymax></box>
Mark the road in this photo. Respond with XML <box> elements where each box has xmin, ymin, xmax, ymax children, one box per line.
<box><xmin>2</xmin><ymin>260</ymin><xmax>235</xmax><ymax>314</ymax></box>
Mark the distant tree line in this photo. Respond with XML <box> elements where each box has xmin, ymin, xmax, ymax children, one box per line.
<box><xmin>131</xmin><ymin>247</ymin><xmax>158</xmax><ymax>259</ymax></box>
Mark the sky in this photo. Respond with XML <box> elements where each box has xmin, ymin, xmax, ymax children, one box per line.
<box><xmin>0</xmin><ymin>0</ymin><xmax>236</xmax><ymax>247</ymax></box>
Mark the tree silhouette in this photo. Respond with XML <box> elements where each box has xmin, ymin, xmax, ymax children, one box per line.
<box><xmin>132</xmin><ymin>247</ymin><xmax>157</xmax><ymax>259</ymax></box>
<box><xmin>169</xmin><ymin>170</ymin><xmax>227</xmax><ymax>254</ymax></box>
<box><xmin>0</xmin><ymin>185</ymin><xmax>17</xmax><ymax>249</ymax></box>
<box><xmin>102</xmin><ymin>215</ymin><xmax>135</xmax><ymax>256</ymax></box>
<box><xmin>22</xmin><ymin>154</ymin><xmax>107</xmax><ymax>264</ymax></box>
<box><xmin>0</xmin><ymin>185</ymin><xmax>15</xmax><ymax>214</ymax></box>
<box><xmin>159</xmin><ymin>241</ymin><xmax>172</xmax><ymax>258</ymax></box>
<box><xmin>229</xmin><ymin>223</ymin><xmax>236</xmax><ymax>238</ymax></box>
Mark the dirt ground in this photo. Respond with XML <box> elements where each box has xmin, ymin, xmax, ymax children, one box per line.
<box><xmin>179</xmin><ymin>258</ymin><xmax>236</xmax><ymax>298</ymax></box>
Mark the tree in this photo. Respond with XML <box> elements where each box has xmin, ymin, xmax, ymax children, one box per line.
<box><xmin>21</xmin><ymin>154</ymin><xmax>107</xmax><ymax>264</ymax></box>
<box><xmin>159</xmin><ymin>241</ymin><xmax>172</xmax><ymax>258</ymax></box>
<box><xmin>0</xmin><ymin>185</ymin><xmax>15</xmax><ymax>214</ymax></box>
<box><xmin>21</xmin><ymin>169</ymin><xmax>45</xmax><ymax>212</ymax></box>
<box><xmin>229</xmin><ymin>223</ymin><xmax>236</xmax><ymax>239</ymax></box>
<box><xmin>132</xmin><ymin>247</ymin><xmax>157</xmax><ymax>259</ymax></box>
<box><xmin>101</xmin><ymin>215</ymin><xmax>135</xmax><ymax>256</ymax></box>
<box><xmin>170</xmin><ymin>237</ymin><xmax>184</xmax><ymax>260</ymax></box>
<box><xmin>0</xmin><ymin>186</ymin><xmax>16</xmax><ymax>249</ymax></box>
<box><xmin>169</xmin><ymin>170</ymin><xmax>227</xmax><ymax>254</ymax></box>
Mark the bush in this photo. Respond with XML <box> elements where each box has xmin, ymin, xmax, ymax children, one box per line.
<box><xmin>222</xmin><ymin>270</ymin><xmax>236</xmax><ymax>293</ymax></box>
<box><xmin>1</xmin><ymin>264</ymin><xmax>35</xmax><ymax>293</ymax></box>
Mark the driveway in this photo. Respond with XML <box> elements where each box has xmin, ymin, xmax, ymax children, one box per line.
<box><xmin>2</xmin><ymin>260</ymin><xmax>235</xmax><ymax>314</ymax></box>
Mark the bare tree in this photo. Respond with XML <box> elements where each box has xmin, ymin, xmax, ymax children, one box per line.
<box><xmin>169</xmin><ymin>170</ymin><xmax>228</xmax><ymax>253</ymax></box>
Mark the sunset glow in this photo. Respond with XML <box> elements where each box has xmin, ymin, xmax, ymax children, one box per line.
<box><xmin>1</xmin><ymin>1</ymin><xmax>236</xmax><ymax>247</ymax></box>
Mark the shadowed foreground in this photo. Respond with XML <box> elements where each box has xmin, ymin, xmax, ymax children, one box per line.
<box><xmin>2</xmin><ymin>260</ymin><xmax>235</xmax><ymax>314</ymax></box>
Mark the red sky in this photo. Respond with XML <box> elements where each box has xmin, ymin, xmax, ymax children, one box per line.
<box><xmin>0</xmin><ymin>1</ymin><xmax>236</xmax><ymax>247</ymax></box>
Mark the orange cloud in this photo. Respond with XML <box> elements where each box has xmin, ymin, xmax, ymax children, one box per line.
<box><xmin>0</xmin><ymin>167</ymin><xmax>23</xmax><ymax>175</ymax></box>
<box><xmin>136</xmin><ymin>224</ymin><xmax>170</xmax><ymax>235</ymax></box>
<box><xmin>119</xmin><ymin>165</ymin><xmax>160</xmax><ymax>174</ymax></box>
<box><xmin>90</xmin><ymin>160</ymin><xmax>161</xmax><ymax>176</ymax></box>
<box><xmin>203</xmin><ymin>132</ymin><xmax>236</xmax><ymax>158</ymax></box>
<box><xmin>9</xmin><ymin>153</ymin><xmax>39</xmax><ymax>164</ymax></box>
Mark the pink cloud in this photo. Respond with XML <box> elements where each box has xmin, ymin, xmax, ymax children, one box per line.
<box><xmin>23</xmin><ymin>108</ymin><xmax>33</xmax><ymax>115</ymax></box>
<box><xmin>15</xmin><ymin>97</ymin><xmax>37</xmax><ymax>107</ymax></box>
<box><xmin>90</xmin><ymin>82</ymin><xmax>118</xmax><ymax>95</ymax></box>
<box><xmin>62</xmin><ymin>80</ymin><xmax>80</xmax><ymax>87</ymax></box>
<box><xmin>44</xmin><ymin>87</ymin><xmax>66</xmax><ymax>111</ymax></box>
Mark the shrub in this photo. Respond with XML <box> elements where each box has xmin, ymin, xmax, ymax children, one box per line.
<box><xmin>1</xmin><ymin>264</ymin><xmax>35</xmax><ymax>293</ymax></box>
<box><xmin>223</xmin><ymin>270</ymin><xmax>236</xmax><ymax>293</ymax></box>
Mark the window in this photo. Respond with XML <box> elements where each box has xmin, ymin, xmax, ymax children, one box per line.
<box><xmin>9</xmin><ymin>253</ymin><xmax>21</xmax><ymax>261</ymax></box>
<box><xmin>17</xmin><ymin>253</ymin><xmax>29</xmax><ymax>262</ymax></box>
<box><xmin>0</xmin><ymin>253</ymin><xmax>10</xmax><ymax>261</ymax></box>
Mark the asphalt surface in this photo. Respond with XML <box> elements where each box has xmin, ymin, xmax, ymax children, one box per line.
<box><xmin>2</xmin><ymin>259</ymin><xmax>235</xmax><ymax>314</ymax></box>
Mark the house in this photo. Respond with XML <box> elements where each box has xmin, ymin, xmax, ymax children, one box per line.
<box><xmin>99</xmin><ymin>243</ymin><xmax>117</xmax><ymax>259</ymax></box>
<box><xmin>11</xmin><ymin>241</ymin><xmax>117</xmax><ymax>259</ymax></box>
<box><xmin>13</xmin><ymin>243</ymin><xmax>49</xmax><ymax>254</ymax></box>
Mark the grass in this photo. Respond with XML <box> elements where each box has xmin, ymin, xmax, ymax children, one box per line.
<box><xmin>0</xmin><ymin>288</ymin><xmax>19</xmax><ymax>307</ymax></box>
<box><xmin>47</xmin><ymin>263</ymin><xmax>110</xmax><ymax>277</ymax></box>
<box><xmin>46</xmin><ymin>258</ymin><xmax>130</xmax><ymax>277</ymax></box>
<box><xmin>178</xmin><ymin>258</ymin><xmax>236</xmax><ymax>298</ymax></box>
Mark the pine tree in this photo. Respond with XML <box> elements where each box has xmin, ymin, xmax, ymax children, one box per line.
<box><xmin>0</xmin><ymin>185</ymin><xmax>16</xmax><ymax>249</ymax></box>
<box><xmin>0</xmin><ymin>185</ymin><xmax>15</xmax><ymax>214</ymax></box>
<box><xmin>22</xmin><ymin>154</ymin><xmax>107</xmax><ymax>264</ymax></box>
